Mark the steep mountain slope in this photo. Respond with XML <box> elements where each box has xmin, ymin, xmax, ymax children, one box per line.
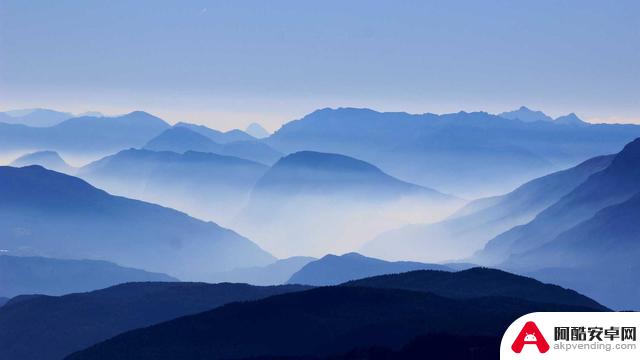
<box><xmin>0</xmin><ymin>282</ymin><xmax>308</xmax><ymax>360</ymax></box>
<box><xmin>266</xmin><ymin>108</ymin><xmax>640</xmax><ymax>197</ymax></box>
<box><xmin>66</xmin><ymin>285</ymin><xmax>600</xmax><ymax>360</ymax></box>
<box><xmin>0</xmin><ymin>165</ymin><xmax>274</xmax><ymax>279</ymax></box>
<box><xmin>477</xmin><ymin>138</ymin><xmax>640</xmax><ymax>265</ymax></box>
<box><xmin>345</xmin><ymin>267</ymin><xmax>605</xmax><ymax>310</ymax></box>
<box><xmin>11</xmin><ymin>150</ymin><xmax>75</xmax><ymax>174</ymax></box>
<box><xmin>287</xmin><ymin>253</ymin><xmax>451</xmax><ymax>286</ymax></box>
<box><xmin>80</xmin><ymin>149</ymin><xmax>268</xmax><ymax>223</ymax></box>
<box><xmin>210</xmin><ymin>256</ymin><xmax>317</xmax><ymax>285</ymax></box>
<box><xmin>362</xmin><ymin>154</ymin><xmax>614</xmax><ymax>262</ymax></box>
<box><xmin>145</xmin><ymin>126</ymin><xmax>282</xmax><ymax>164</ymax></box>
<box><xmin>0</xmin><ymin>255</ymin><xmax>175</xmax><ymax>298</ymax></box>
<box><xmin>0</xmin><ymin>298</ymin><xmax>7</xmax><ymax>307</ymax></box>
<box><xmin>0</xmin><ymin>111</ymin><xmax>170</xmax><ymax>154</ymax></box>
<box><xmin>234</xmin><ymin>151</ymin><xmax>460</xmax><ymax>257</ymax></box>
<box><xmin>513</xmin><ymin>192</ymin><xmax>640</xmax><ymax>309</ymax></box>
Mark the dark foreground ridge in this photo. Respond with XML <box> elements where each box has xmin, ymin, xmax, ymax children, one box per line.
<box><xmin>66</xmin><ymin>268</ymin><xmax>604</xmax><ymax>360</ymax></box>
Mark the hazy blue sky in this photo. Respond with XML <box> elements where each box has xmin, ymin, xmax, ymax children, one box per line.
<box><xmin>1</xmin><ymin>0</ymin><xmax>638</xmax><ymax>130</ymax></box>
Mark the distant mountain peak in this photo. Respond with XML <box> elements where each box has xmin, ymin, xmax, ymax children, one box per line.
<box><xmin>498</xmin><ymin>106</ymin><xmax>554</xmax><ymax>123</ymax></box>
<box><xmin>287</xmin><ymin>252</ymin><xmax>450</xmax><ymax>285</ymax></box>
<box><xmin>245</xmin><ymin>122</ymin><xmax>270</xmax><ymax>139</ymax></box>
<box><xmin>124</xmin><ymin>110</ymin><xmax>158</xmax><ymax>119</ymax></box>
<box><xmin>279</xmin><ymin>151</ymin><xmax>384</xmax><ymax>173</ymax></box>
<box><xmin>0</xmin><ymin>108</ymin><xmax>74</xmax><ymax>127</ymax></box>
<box><xmin>144</xmin><ymin>126</ymin><xmax>220</xmax><ymax>153</ymax></box>
<box><xmin>554</xmin><ymin>113</ymin><xmax>586</xmax><ymax>125</ymax></box>
<box><xmin>11</xmin><ymin>150</ymin><xmax>74</xmax><ymax>174</ymax></box>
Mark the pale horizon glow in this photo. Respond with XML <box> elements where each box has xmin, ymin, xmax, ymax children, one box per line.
<box><xmin>1</xmin><ymin>0</ymin><xmax>638</xmax><ymax>131</ymax></box>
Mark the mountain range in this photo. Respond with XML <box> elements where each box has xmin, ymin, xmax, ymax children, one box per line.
<box><xmin>498</xmin><ymin>106</ymin><xmax>587</xmax><ymax>125</ymax></box>
<box><xmin>266</xmin><ymin>107</ymin><xmax>640</xmax><ymax>197</ymax></box>
<box><xmin>0</xmin><ymin>282</ymin><xmax>309</xmax><ymax>360</ymax></box>
<box><xmin>471</xmin><ymin>137</ymin><xmax>640</xmax><ymax>309</ymax></box>
<box><xmin>65</xmin><ymin>268</ymin><xmax>604</xmax><ymax>360</ymax></box>
<box><xmin>287</xmin><ymin>252</ymin><xmax>451</xmax><ymax>286</ymax></box>
<box><xmin>79</xmin><ymin>149</ymin><xmax>269</xmax><ymax>223</ymax></box>
<box><xmin>478</xmin><ymin>138</ymin><xmax>640</xmax><ymax>265</ymax></box>
<box><xmin>0</xmin><ymin>165</ymin><xmax>274</xmax><ymax>280</ymax></box>
<box><xmin>0</xmin><ymin>108</ymin><xmax>75</xmax><ymax>127</ymax></box>
<box><xmin>362</xmin><ymin>153</ymin><xmax>615</xmax><ymax>262</ymax></box>
<box><xmin>0</xmin><ymin>111</ymin><xmax>169</xmax><ymax>155</ymax></box>
<box><xmin>175</xmin><ymin>122</ymin><xmax>256</xmax><ymax>143</ymax></box>
<box><xmin>145</xmin><ymin>126</ymin><xmax>282</xmax><ymax>165</ymax></box>
<box><xmin>234</xmin><ymin>150</ymin><xmax>460</xmax><ymax>257</ymax></box>
<box><xmin>0</xmin><ymin>255</ymin><xmax>175</xmax><ymax>298</ymax></box>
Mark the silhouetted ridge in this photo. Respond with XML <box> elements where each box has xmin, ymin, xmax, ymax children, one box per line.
<box><xmin>0</xmin><ymin>255</ymin><xmax>175</xmax><ymax>298</ymax></box>
<box><xmin>254</xmin><ymin>151</ymin><xmax>448</xmax><ymax>199</ymax></box>
<box><xmin>287</xmin><ymin>252</ymin><xmax>450</xmax><ymax>286</ymax></box>
<box><xmin>0</xmin><ymin>282</ymin><xmax>308</xmax><ymax>360</ymax></box>
<box><xmin>266</xmin><ymin>107</ymin><xmax>640</xmax><ymax>197</ymax></box>
<box><xmin>65</xmin><ymin>283</ymin><xmax>601</xmax><ymax>360</ymax></box>
<box><xmin>363</xmin><ymin>153</ymin><xmax>615</xmax><ymax>262</ymax></box>
<box><xmin>0</xmin><ymin>165</ymin><xmax>274</xmax><ymax>279</ymax></box>
<box><xmin>144</xmin><ymin>126</ymin><xmax>221</xmax><ymax>153</ymax></box>
<box><xmin>344</xmin><ymin>267</ymin><xmax>605</xmax><ymax>310</ymax></box>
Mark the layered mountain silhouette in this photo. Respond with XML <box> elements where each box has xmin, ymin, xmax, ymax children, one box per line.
<box><xmin>145</xmin><ymin>126</ymin><xmax>282</xmax><ymax>164</ymax></box>
<box><xmin>499</xmin><ymin>107</ymin><xmax>587</xmax><ymax>126</ymax></box>
<box><xmin>266</xmin><ymin>107</ymin><xmax>640</xmax><ymax>197</ymax></box>
<box><xmin>470</xmin><ymin>137</ymin><xmax>640</xmax><ymax>309</ymax></box>
<box><xmin>175</xmin><ymin>122</ymin><xmax>256</xmax><ymax>143</ymax></box>
<box><xmin>0</xmin><ymin>282</ymin><xmax>308</xmax><ymax>360</ymax></box>
<box><xmin>555</xmin><ymin>113</ymin><xmax>587</xmax><ymax>125</ymax></box>
<box><xmin>363</xmin><ymin>154</ymin><xmax>615</xmax><ymax>262</ymax></box>
<box><xmin>0</xmin><ymin>255</ymin><xmax>175</xmax><ymax>298</ymax></box>
<box><xmin>519</xmin><ymin>192</ymin><xmax>640</xmax><ymax>309</ymax></box>
<box><xmin>0</xmin><ymin>298</ymin><xmax>7</xmax><ymax>307</ymax></box>
<box><xmin>144</xmin><ymin>126</ymin><xmax>222</xmax><ymax>153</ymax></box>
<box><xmin>210</xmin><ymin>256</ymin><xmax>317</xmax><ymax>285</ymax></box>
<box><xmin>287</xmin><ymin>252</ymin><xmax>451</xmax><ymax>286</ymax></box>
<box><xmin>234</xmin><ymin>151</ymin><xmax>460</xmax><ymax>257</ymax></box>
<box><xmin>0</xmin><ymin>108</ymin><xmax>74</xmax><ymax>127</ymax></box>
<box><xmin>66</xmin><ymin>269</ymin><xmax>603</xmax><ymax>360</ymax></box>
<box><xmin>0</xmin><ymin>111</ymin><xmax>169</xmax><ymax>154</ymax></box>
<box><xmin>79</xmin><ymin>149</ymin><xmax>269</xmax><ymax>222</ymax></box>
<box><xmin>0</xmin><ymin>165</ymin><xmax>274</xmax><ymax>279</ymax></box>
<box><xmin>11</xmin><ymin>150</ymin><xmax>75</xmax><ymax>174</ymax></box>
<box><xmin>478</xmin><ymin>138</ymin><xmax>640</xmax><ymax>265</ymax></box>
<box><xmin>345</xmin><ymin>267</ymin><xmax>605</xmax><ymax>310</ymax></box>
<box><xmin>498</xmin><ymin>106</ymin><xmax>554</xmax><ymax>122</ymax></box>
<box><xmin>246</xmin><ymin>122</ymin><xmax>270</xmax><ymax>138</ymax></box>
